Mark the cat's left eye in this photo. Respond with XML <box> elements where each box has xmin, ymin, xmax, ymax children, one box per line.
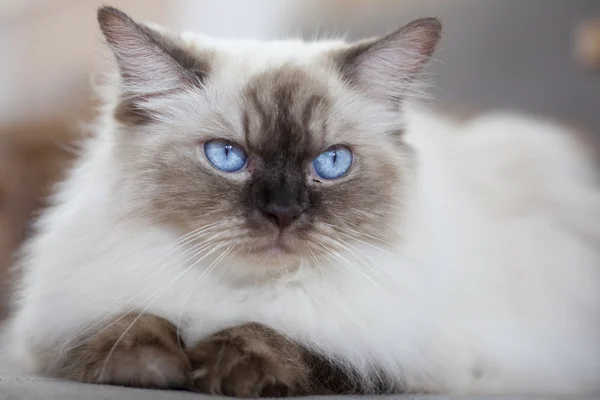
<box><xmin>204</xmin><ymin>139</ymin><xmax>248</xmax><ymax>172</ymax></box>
<box><xmin>312</xmin><ymin>146</ymin><xmax>353</xmax><ymax>180</ymax></box>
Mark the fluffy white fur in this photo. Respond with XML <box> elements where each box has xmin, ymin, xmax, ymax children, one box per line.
<box><xmin>4</xmin><ymin>26</ymin><xmax>600</xmax><ymax>396</ymax></box>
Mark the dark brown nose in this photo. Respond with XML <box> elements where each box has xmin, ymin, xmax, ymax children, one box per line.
<box><xmin>260</xmin><ymin>203</ymin><xmax>303</xmax><ymax>229</ymax></box>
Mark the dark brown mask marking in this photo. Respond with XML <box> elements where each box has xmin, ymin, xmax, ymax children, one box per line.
<box><xmin>241</xmin><ymin>67</ymin><xmax>330</xmax><ymax>232</ymax></box>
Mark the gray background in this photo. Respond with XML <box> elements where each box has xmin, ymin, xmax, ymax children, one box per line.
<box><xmin>295</xmin><ymin>0</ymin><xmax>600</xmax><ymax>131</ymax></box>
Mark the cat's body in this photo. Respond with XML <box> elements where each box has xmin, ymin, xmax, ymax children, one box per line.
<box><xmin>4</xmin><ymin>7</ymin><xmax>600</xmax><ymax>397</ymax></box>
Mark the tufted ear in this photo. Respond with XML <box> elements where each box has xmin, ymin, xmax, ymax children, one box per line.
<box><xmin>97</xmin><ymin>6</ymin><xmax>210</xmax><ymax>122</ymax></box>
<box><xmin>334</xmin><ymin>18</ymin><xmax>442</xmax><ymax>105</ymax></box>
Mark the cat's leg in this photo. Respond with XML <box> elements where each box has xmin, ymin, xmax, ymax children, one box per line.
<box><xmin>187</xmin><ymin>323</ymin><xmax>362</xmax><ymax>397</ymax></box>
<box><xmin>53</xmin><ymin>313</ymin><xmax>191</xmax><ymax>389</ymax></box>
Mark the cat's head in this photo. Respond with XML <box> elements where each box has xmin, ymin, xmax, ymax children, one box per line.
<box><xmin>97</xmin><ymin>7</ymin><xmax>441</xmax><ymax>272</ymax></box>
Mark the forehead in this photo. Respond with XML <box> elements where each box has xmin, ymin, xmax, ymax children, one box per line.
<box><xmin>241</xmin><ymin>67</ymin><xmax>332</xmax><ymax>159</ymax></box>
<box><xmin>165</xmin><ymin>34</ymin><xmax>394</xmax><ymax>156</ymax></box>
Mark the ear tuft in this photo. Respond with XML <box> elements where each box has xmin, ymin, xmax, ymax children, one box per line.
<box><xmin>97</xmin><ymin>6</ymin><xmax>136</xmax><ymax>45</ymax></box>
<box><xmin>396</xmin><ymin>18</ymin><xmax>442</xmax><ymax>68</ymax></box>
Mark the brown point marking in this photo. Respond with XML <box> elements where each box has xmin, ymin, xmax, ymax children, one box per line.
<box><xmin>138</xmin><ymin>24</ymin><xmax>211</xmax><ymax>86</ymax></box>
<box><xmin>114</xmin><ymin>98</ymin><xmax>155</xmax><ymax>125</ymax></box>
<box><xmin>242</xmin><ymin>109</ymin><xmax>251</xmax><ymax>146</ymax></box>
<box><xmin>53</xmin><ymin>313</ymin><xmax>191</xmax><ymax>389</ymax></box>
<box><xmin>246</xmin><ymin>87</ymin><xmax>270</xmax><ymax>133</ymax></box>
<box><xmin>301</xmin><ymin>94</ymin><xmax>327</xmax><ymax>134</ymax></box>
<box><xmin>188</xmin><ymin>322</ymin><xmax>378</xmax><ymax>397</ymax></box>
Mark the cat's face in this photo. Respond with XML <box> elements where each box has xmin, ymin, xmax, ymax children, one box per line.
<box><xmin>98</xmin><ymin>7</ymin><xmax>440</xmax><ymax>269</ymax></box>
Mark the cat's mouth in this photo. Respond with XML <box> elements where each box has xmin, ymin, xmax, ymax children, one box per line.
<box><xmin>250</xmin><ymin>231</ymin><xmax>298</xmax><ymax>257</ymax></box>
<box><xmin>259</xmin><ymin>242</ymin><xmax>288</xmax><ymax>256</ymax></box>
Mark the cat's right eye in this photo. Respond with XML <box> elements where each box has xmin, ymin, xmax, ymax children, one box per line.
<box><xmin>204</xmin><ymin>140</ymin><xmax>248</xmax><ymax>172</ymax></box>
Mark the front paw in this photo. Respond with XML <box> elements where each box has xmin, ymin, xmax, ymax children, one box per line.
<box><xmin>57</xmin><ymin>314</ymin><xmax>191</xmax><ymax>389</ymax></box>
<box><xmin>92</xmin><ymin>342</ymin><xmax>190</xmax><ymax>389</ymax></box>
<box><xmin>187</xmin><ymin>324</ymin><xmax>310</xmax><ymax>397</ymax></box>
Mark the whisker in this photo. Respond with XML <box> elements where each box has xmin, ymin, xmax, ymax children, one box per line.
<box><xmin>68</xmin><ymin>242</ymin><xmax>211</xmax><ymax>341</ymax></box>
<box><xmin>333</xmin><ymin>226</ymin><xmax>427</xmax><ymax>269</ymax></box>
<box><xmin>64</xmin><ymin>228</ymin><xmax>237</xmax><ymax>352</ymax></box>
<box><xmin>44</xmin><ymin>222</ymin><xmax>229</xmax><ymax>295</ymax></box>
<box><xmin>37</xmin><ymin>226</ymin><xmax>232</xmax><ymax>354</ymax></box>
<box><xmin>97</xmin><ymin>241</ymin><xmax>228</xmax><ymax>382</ymax></box>
<box><xmin>175</xmin><ymin>245</ymin><xmax>235</xmax><ymax>355</ymax></box>
<box><xmin>322</xmin><ymin>223</ymin><xmax>396</xmax><ymax>247</ymax></box>
<box><xmin>316</xmin><ymin>242</ymin><xmax>385</xmax><ymax>291</ymax></box>
<box><xmin>313</xmin><ymin>236</ymin><xmax>459</xmax><ymax>342</ymax></box>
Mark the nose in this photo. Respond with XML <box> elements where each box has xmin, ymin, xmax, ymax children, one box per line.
<box><xmin>260</xmin><ymin>203</ymin><xmax>303</xmax><ymax>229</ymax></box>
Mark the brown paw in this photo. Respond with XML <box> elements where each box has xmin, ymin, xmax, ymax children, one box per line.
<box><xmin>187</xmin><ymin>324</ymin><xmax>311</xmax><ymax>397</ymax></box>
<box><xmin>56</xmin><ymin>314</ymin><xmax>191</xmax><ymax>389</ymax></box>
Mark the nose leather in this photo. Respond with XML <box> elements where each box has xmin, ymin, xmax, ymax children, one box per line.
<box><xmin>259</xmin><ymin>202</ymin><xmax>303</xmax><ymax>229</ymax></box>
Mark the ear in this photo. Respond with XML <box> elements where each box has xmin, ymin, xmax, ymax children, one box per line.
<box><xmin>334</xmin><ymin>18</ymin><xmax>442</xmax><ymax>105</ymax></box>
<box><xmin>97</xmin><ymin>7</ymin><xmax>209</xmax><ymax>118</ymax></box>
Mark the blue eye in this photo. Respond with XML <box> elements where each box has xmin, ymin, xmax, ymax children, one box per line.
<box><xmin>312</xmin><ymin>146</ymin><xmax>353</xmax><ymax>180</ymax></box>
<box><xmin>204</xmin><ymin>140</ymin><xmax>247</xmax><ymax>172</ymax></box>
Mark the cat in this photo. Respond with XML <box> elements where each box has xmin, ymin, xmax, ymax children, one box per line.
<box><xmin>3</xmin><ymin>5</ymin><xmax>600</xmax><ymax>397</ymax></box>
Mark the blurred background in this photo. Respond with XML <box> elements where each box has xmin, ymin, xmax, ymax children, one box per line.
<box><xmin>1</xmin><ymin>0</ymin><xmax>599</xmax><ymax>317</ymax></box>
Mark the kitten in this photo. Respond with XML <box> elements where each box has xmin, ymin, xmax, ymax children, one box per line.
<box><xmin>4</xmin><ymin>5</ymin><xmax>600</xmax><ymax>397</ymax></box>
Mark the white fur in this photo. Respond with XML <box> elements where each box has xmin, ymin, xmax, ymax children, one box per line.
<box><xmin>4</xmin><ymin>33</ymin><xmax>600</xmax><ymax>396</ymax></box>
